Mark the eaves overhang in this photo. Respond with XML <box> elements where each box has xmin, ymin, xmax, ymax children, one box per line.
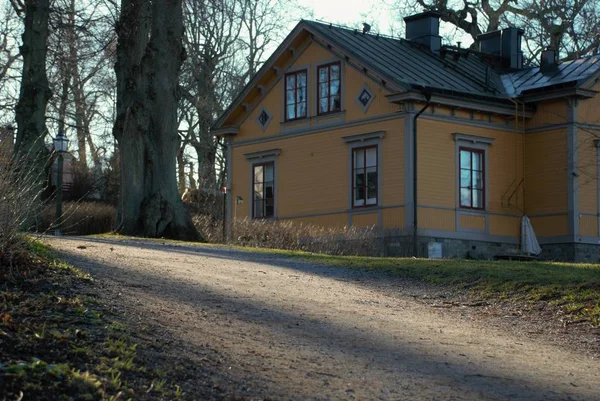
<box><xmin>519</xmin><ymin>86</ymin><xmax>598</xmax><ymax>104</ymax></box>
<box><xmin>212</xmin><ymin>126</ymin><xmax>239</xmax><ymax>138</ymax></box>
<box><xmin>211</xmin><ymin>21</ymin><xmax>309</xmax><ymax>132</ymax></box>
<box><xmin>386</xmin><ymin>90</ymin><xmax>534</xmax><ymax>118</ymax></box>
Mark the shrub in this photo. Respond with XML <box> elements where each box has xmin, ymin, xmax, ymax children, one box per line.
<box><xmin>0</xmin><ymin>147</ymin><xmax>49</xmax><ymax>264</ymax></box>
<box><xmin>39</xmin><ymin>201</ymin><xmax>116</xmax><ymax>236</ymax></box>
<box><xmin>193</xmin><ymin>216</ymin><xmax>381</xmax><ymax>256</ymax></box>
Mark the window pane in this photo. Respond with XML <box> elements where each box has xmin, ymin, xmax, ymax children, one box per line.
<box><xmin>355</xmin><ymin>171</ymin><xmax>364</xmax><ymax>186</ymax></box>
<box><xmin>460</xmin><ymin>188</ymin><xmax>471</xmax><ymax>207</ymax></box>
<box><xmin>473</xmin><ymin>171</ymin><xmax>483</xmax><ymax>190</ymax></box>
<box><xmin>319</xmin><ymin>98</ymin><xmax>328</xmax><ymax>113</ymax></box>
<box><xmin>366</xmin><ymin>148</ymin><xmax>376</xmax><ymax>167</ymax></box>
<box><xmin>286</xmin><ymin>74</ymin><xmax>295</xmax><ymax>89</ymax></box>
<box><xmin>297</xmin><ymin>87</ymin><xmax>306</xmax><ymax>103</ymax></box>
<box><xmin>320</xmin><ymin>83</ymin><xmax>329</xmax><ymax>98</ymax></box>
<box><xmin>473</xmin><ymin>190</ymin><xmax>483</xmax><ymax>208</ymax></box>
<box><xmin>254</xmin><ymin>182</ymin><xmax>263</xmax><ymax>196</ymax></box>
<box><xmin>298</xmin><ymin>102</ymin><xmax>307</xmax><ymax>117</ymax></box>
<box><xmin>460</xmin><ymin>150</ymin><xmax>471</xmax><ymax>169</ymax></box>
<box><xmin>254</xmin><ymin>200</ymin><xmax>264</xmax><ymax>218</ymax></box>
<box><xmin>354</xmin><ymin>187</ymin><xmax>365</xmax><ymax>204</ymax></box>
<box><xmin>265</xmin><ymin>164</ymin><xmax>273</xmax><ymax>182</ymax></box>
<box><xmin>354</xmin><ymin>149</ymin><xmax>364</xmax><ymax>168</ymax></box>
<box><xmin>319</xmin><ymin>67</ymin><xmax>327</xmax><ymax>82</ymax></box>
<box><xmin>297</xmin><ymin>72</ymin><xmax>306</xmax><ymax>88</ymax></box>
<box><xmin>330</xmin><ymin>80</ymin><xmax>340</xmax><ymax>96</ymax></box>
<box><xmin>460</xmin><ymin>169</ymin><xmax>471</xmax><ymax>187</ymax></box>
<box><xmin>265</xmin><ymin>199</ymin><xmax>274</xmax><ymax>217</ymax></box>
<box><xmin>330</xmin><ymin>95</ymin><xmax>340</xmax><ymax>112</ymax></box>
<box><xmin>265</xmin><ymin>184</ymin><xmax>274</xmax><ymax>199</ymax></box>
<box><xmin>286</xmin><ymin>90</ymin><xmax>295</xmax><ymax>105</ymax></box>
<box><xmin>331</xmin><ymin>64</ymin><xmax>340</xmax><ymax>80</ymax></box>
<box><xmin>472</xmin><ymin>152</ymin><xmax>482</xmax><ymax>171</ymax></box>
<box><xmin>254</xmin><ymin>165</ymin><xmax>263</xmax><ymax>183</ymax></box>
<box><xmin>287</xmin><ymin>105</ymin><xmax>295</xmax><ymax>119</ymax></box>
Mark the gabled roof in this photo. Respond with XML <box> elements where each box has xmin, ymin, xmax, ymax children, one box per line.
<box><xmin>213</xmin><ymin>19</ymin><xmax>600</xmax><ymax>130</ymax></box>
<box><xmin>501</xmin><ymin>55</ymin><xmax>600</xmax><ymax>97</ymax></box>
<box><xmin>303</xmin><ymin>20</ymin><xmax>506</xmax><ymax>98</ymax></box>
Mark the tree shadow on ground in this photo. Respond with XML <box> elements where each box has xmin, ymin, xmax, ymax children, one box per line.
<box><xmin>47</xmin><ymin>236</ymin><xmax>597</xmax><ymax>401</ymax></box>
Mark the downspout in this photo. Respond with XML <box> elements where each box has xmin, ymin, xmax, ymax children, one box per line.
<box><xmin>413</xmin><ymin>88</ymin><xmax>432</xmax><ymax>257</ymax></box>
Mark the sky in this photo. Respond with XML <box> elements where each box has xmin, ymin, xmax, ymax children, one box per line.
<box><xmin>296</xmin><ymin>0</ymin><xmax>398</xmax><ymax>35</ymax></box>
<box><xmin>294</xmin><ymin>0</ymin><xmax>473</xmax><ymax>46</ymax></box>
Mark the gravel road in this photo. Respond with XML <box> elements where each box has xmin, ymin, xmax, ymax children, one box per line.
<box><xmin>47</xmin><ymin>236</ymin><xmax>599</xmax><ymax>401</ymax></box>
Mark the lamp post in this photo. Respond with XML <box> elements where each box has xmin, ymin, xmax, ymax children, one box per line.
<box><xmin>53</xmin><ymin>131</ymin><xmax>69</xmax><ymax>236</ymax></box>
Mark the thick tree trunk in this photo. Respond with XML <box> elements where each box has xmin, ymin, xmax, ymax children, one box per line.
<box><xmin>14</xmin><ymin>0</ymin><xmax>51</xmax><ymax>161</ymax></box>
<box><xmin>114</xmin><ymin>0</ymin><xmax>199</xmax><ymax>240</ymax></box>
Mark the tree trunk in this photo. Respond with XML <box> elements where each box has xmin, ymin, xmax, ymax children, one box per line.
<box><xmin>66</xmin><ymin>0</ymin><xmax>87</xmax><ymax>167</ymax></box>
<box><xmin>14</xmin><ymin>0</ymin><xmax>51</xmax><ymax>162</ymax></box>
<box><xmin>177</xmin><ymin>147</ymin><xmax>186</xmax><ymax>193</ymax></box>
<box><xmin>114</xmin><ymin>0</ymin><xmax>199</xmax><ymax>240</ymax></box>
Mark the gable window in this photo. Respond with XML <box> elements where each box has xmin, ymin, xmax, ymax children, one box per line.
<box><xmin>253</xmin><ymin>162</ymin><xmax>275</xmax><ymax>218</ymax></box>
<box><xmin>317</xmin><ymin>62</ymin><xmax>341</xmax><ymax>115</ymax></box>
<box><xmin>353</xmin><ymin>146</ymin><xmax>378</xmax><ymax>207</ymax></box>
<box><xmin>284</xmin><ymin>70</ymin><xmax>307</xmax><ymax>121</ymax></box>
<box><xmin>459</xmin><ymin>147</ymin><xmax>485</xmax><ymax>209</ymax></box>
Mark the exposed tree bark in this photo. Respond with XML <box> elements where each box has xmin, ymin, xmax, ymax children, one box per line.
<box><xmin>113</xmin><ymin>0</ymin><xmax>199</xmax><ymax>240</ymax></box>
<box><xmin>177</xmin><ymin>146</ymin><xmax>186</xmax><ymax>193</ymax></box>
<box><xmin>14</xmin><ymin>0</ymin><xmax>51</xmax><ymax>185</ymax></box>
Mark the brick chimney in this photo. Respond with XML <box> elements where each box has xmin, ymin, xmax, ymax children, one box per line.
<box><xmin>404</xmin><ymin>11</ymin><xmax>442</xmax><ymax>54</ymax></box>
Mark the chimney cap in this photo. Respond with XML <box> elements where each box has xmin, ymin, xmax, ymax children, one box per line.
<box><xmin>403</xmin><ymin>10</ymin><xmax>442</xmax><ymax>23</ymax></box>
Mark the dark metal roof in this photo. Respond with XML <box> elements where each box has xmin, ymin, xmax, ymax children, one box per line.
<box><xmin>304</xmin><ymin>20</ymin><xmax>506</xmax><ymax>98</ymax></box>
<box><xmin>502</xmin><ymin>55</ymin><xmax>600</xmax><ymax>96</ymax></box>
<box><xmin>303</xmin><ymin>20</ymin><xmax>600</xmax><ymax>99</ymax></box>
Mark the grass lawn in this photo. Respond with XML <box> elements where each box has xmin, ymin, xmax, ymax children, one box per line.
<box><xmin>276</xmin><ymin>251</ymin><xmax>600</xmax><ymax>325</ymax></box>
<box><xmin>0</xmin><ymin>238</ymin><xmax>184</xmax><ymax>400</ymax></box>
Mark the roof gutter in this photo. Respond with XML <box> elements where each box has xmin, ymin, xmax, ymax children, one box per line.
<box><xmin>413</xmin><ymin>87</ymin><xmax>433</xmax><ymax>257</ymax></box>
<box><xmin>387</xmin><ymin>91</ymin><xmax>534</xmax><ymax>118</ymax></box>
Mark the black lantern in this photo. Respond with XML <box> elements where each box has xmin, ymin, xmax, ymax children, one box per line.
<box><xmin>53</xmin><ymin>131</ymin><xmax>69</xmax><ymax>236</ymax></box>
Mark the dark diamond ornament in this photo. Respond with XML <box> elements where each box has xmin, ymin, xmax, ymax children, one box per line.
<box><xmin>359</xmin><ymin>89</ymin><xmax>372</xmax><ymax>107</ymax></box>
<box><xmin>258</xmin><ymin>110</ymin><xmax>269</xmax><ymax>127</ymax></box>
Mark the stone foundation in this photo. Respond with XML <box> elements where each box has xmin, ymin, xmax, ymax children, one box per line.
<box><xmin>539</xmin><ymin>243</ymin><xmax>600</xmax><ymax>263</ymax></box>
<box><xmin>382</xmin><ymin>235</ymin><xmax>518</xmax><ymax>259</ymax></box>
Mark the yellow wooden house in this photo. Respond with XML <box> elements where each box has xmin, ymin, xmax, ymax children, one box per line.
<box><xmin>213</xmin><ymin>11</ymin><xmax>600</xmax><ymax>261</ymax></box>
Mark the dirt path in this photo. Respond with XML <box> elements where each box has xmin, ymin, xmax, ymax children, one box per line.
<box><xmin>46</xmin><ymin>237</ymin><xmax>599</xmax><ymax>401</ymax></box>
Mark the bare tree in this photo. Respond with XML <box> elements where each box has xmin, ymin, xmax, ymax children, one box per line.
<box><xmin>395</xmin><ymin>0</ymin><xmax>600</xmax><ymax>62</ymax></box>
<box><xmin>113</xmin><ymin>0</ymin><xmax>199</xmax><ymax>239</ymax></box>
<box><xmin>12</xmin><ymin>0</ymin><xmax>51</xmax><ymax>175</ymax></box>
<box><xmin>0</xmin><ymin>3</ymin><xmax>21</xmax><ymax>117</ymax></box>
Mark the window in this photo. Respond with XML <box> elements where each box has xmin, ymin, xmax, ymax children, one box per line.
<box><xmin>317</xmin><ymin>62</ymin><xmax>341</xmax><ymax>115</ymax></box>
<box><xmin>284</xmin><ymin>70</ymin><xmax>307</xmax><ymax>121</ymax></box>
<box><xmin>459</xmin><ymin>147</ymin><xmax>485</xmax><ymax>209</ymax></box>
<box><xmin>353</xmin><ymin>146</ymin><xmax>378</xmax><ymax>207</ymax></box>
<box><xmin>253</xmin><ymin>162</ymin><xmax>275</xmax><ymax>218</ymax></box>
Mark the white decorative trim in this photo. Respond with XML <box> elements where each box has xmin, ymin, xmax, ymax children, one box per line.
<box><xmin>244</xmin><ymin>148</ymin><xmax>281</xmax><ymax>161</ymax></box>
<box><xmin>355</xmin><ymin>83</ymin><xmax>375</xmax><ymax>113</ymax></box>
<box><xmin>452</xmin><ymin>133</ymin><xmax>495</xmax><ymax>145</ymax></box>
<box><xmin>343</xmin><ymin>131</ymin><xmax>385</xmax><ymax>144</ymax></box>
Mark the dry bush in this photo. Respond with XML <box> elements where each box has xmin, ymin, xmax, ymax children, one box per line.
<box><xmin>39</xmin><ymin>201</ymin><xmax>116</xmax><ymax>236</ymax></box>
<box><xmin>0</xmin><ymin>150</ymin><xmax>49</xmax><ymax>265</ymax></box>
<box><xmin>193</xmin><ymin>216</ymin><xmax>381</xmax><ymax>256</ymax></box>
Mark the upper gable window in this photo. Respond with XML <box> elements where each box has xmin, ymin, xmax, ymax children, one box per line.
<box><xmin>317</xmin><ymin>62</ymin><xmax>341</xmax><ymax>115</ymax></box>
<box><xmin>284</xmin><ymin>70</ymin><xmax>307</xmax><ymax>121</ymax></box>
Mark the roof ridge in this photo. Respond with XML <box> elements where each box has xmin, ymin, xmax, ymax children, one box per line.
<box><xmin>303</xmin><ymin>19</ymin><xmax>401</xmax><ymax>42</ymax></box>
